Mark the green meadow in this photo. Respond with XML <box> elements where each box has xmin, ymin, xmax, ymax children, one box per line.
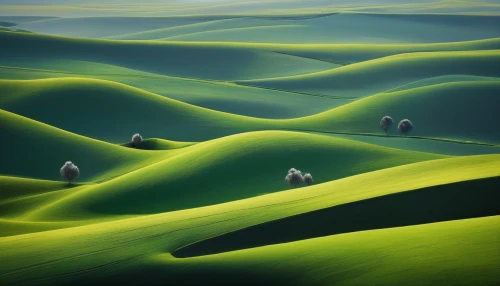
<box><xmin>0</xmin><ymin>1</ymin><xmax>499</xmax><ymax>285</ymax></box>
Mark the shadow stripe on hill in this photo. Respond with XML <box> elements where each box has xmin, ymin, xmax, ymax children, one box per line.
<box><xmin>173</xmin><ymin>176</ymin><xmax>500</xmax><ymax>258</ymax></box>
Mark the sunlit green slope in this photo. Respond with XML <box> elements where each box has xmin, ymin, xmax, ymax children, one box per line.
<box><xmin>0</xmin><ymin>155</ymin><xmax>498</xmax><ymax>284</ymax></box>
<box><xmin>157</xmin><ymin>216</ymin><xmax>500</xmax><ymax>285</ymax></box>
<box><xmin>23</xmin><ymin>131</ymin><xmax>443</xmax><ymax>220</ymax></box>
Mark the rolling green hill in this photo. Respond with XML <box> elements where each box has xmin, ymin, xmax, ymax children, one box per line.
<box><xmin>122</xmin><ymin>138</ymin><xmax>196</xmax><ymax>150</ymax></box>
<box><xmin>286</xmin><ymin>81</ymin><xmax>500</xmax><ymax>143</ymax></box>
<box><xmin>24</xmin><ymin>131</ymin><xmax>443</xmax><ymax>220</ymax></box>
<box><xmin>2</xmin><ymin>1</ymin><xmax>500</xmax><ymax>17</ymax></box>
<box><xmin>13</xmin><ymin>16</ymin><xmax>223</xmax><ymax>38</ymax></box>
<box><xmin>0</xmin><ymin>155</ymin><xmax>498</xmax><ymax>284</ymax></box>
<box><xmin>8</xmin><ymin>13</ymin><xmax>500</xmax><ymax>43</ymax></box>
<box><xmin>2</xmin><ymin>78</ymin><xmax>499</xmax><ymax>144</ymax></box>
<box><xmin>159</xmin><ymin>216</ymin><xmax>500</xmax><ymax>285</ymax></box>
<box><xmin>1</xmin><ymin>4</ymin><xmax>499</xmax><ymax>285</ymax></box>
<box><xmin>0</xmin><ymin>78</ymin><xmax>268</xmax><ymax>142</ymax></box>
<box><xmin>0</xmin><ymin>31</ymin><xmax>336</xmax><ymax>81</ymax></box>
<box><xmin>157</xmin><ymin>13</ymin><xmax>500</xmax><ymax>44</ymax></box>
<box><xmin>0</xmin><ymin>109</ymin><xmax>183</xmax><ymax>181</ymax></box>
<box><xmin>3</xmin><ymin>31</ymin><xmax>500</xmax><ymax>82</ymax></box>
<box><xmin>241</xmin><ymin>50</ymin><xmax>500</xmax><ymax>96</ymax></box>
<box><xmin>174</xmin><ymin>176</ymin><xmax>500</xmax><ymax>257</ymax></box>
<box><xmin>322</xmin><ymin>133</ymin><xmax>500</xmax><ymax>156</ymax></box>
<box><xmin>0</xmin><ymin>59</ymin><xmax>345</xmax><ymax>119</ymax></box>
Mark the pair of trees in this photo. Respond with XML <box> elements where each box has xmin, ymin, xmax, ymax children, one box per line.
<box><xmin>285</xmin><ymin>168</ymin><xmax>313</xmax><ymax>188</ymax></box>
<box><xmin>380</xmin><ymin>116</ymin><xmax>414</xmax><ymax>137</ymax></box>
<box><xmin>60</xmin><ymin>133</ymin><xmax>143</xmax><ymax>185</ymax></box>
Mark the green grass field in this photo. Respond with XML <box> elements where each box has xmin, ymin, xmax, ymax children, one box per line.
<box><xmin>0</xmin><ymin>1</ymin><xmax>499</xmax><ymax>285</ymax></box>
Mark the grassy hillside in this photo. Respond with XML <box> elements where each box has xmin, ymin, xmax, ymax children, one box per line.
<box><xmin>0</xmin><ymin>31</ymin><xmax>336</xmax><ymax>81</ymax></box>
<box><xmin>323</xmin><ymin>133</ymin><xmax>500</xmax><ymax>156</ymax></box>
<box><xmin>159</xmin><ymin>216</ymin><xmax>500</xmax><ymax>285</ymax></box>
<box><xmin>286</xmin><ymin>81</ymin><xmax>500</xmax><ymax>143</ymax></box>
<box><xmin>108</xmin><ymin>17</ymin><xmax>294</xmax><ymax>40</ymax></box>
<box><xmin>7</xmin><ymin>13</ymin><xmax>500</xmax><ymax>43</ymax></box>
<box><xmin>0</xmin><ymin>78</ymin><xmax>269</xmax><ymax>142</ymax></box>
<box><xmin>0</xmin><ymin>109</ymin><xmax>179</xmax><ymax>181</ymax></box>
<box><xmin>3</xmin><ymin>31</ymin><xmax>500</xmax><ymax>81</ymax></box>
<box><xmin>25</xmin><ymin>131</ymin><xmax>443</xmax><ymax>220</ymax></box>
<box><xmin>2</xmin><ymin>78</ymin><xmax>499</xmax><ymax>144</ymax></box>
<box><xmin>158</xmin><ymin>13</ymin><xmax>500</xmax><ymax>44</ymax></box>
<box><xmin>0</xmin><ymin>155</ymin><xmax>498</xmax><ymax>284</ymax></box>
<box><xmin>122</xmin><ymin>138</ymin><xmax>196</xmax><ymax>150</ymax></box>
<box><xmin>0</xmin><ymin>59</ymin><xmax>345</xmax><ymax>118</ymax></box>
<box><xmin>174</xmin><ymin>176</ymin><xmax>500</xmax><ymax>257</ymax></box>
<box><xmin>14</xmin><ymin>16</ymin><xmax>223</xmax><ymax>38</ymax></box>
<box><xmin>242</xmin><ymin>50</ymin><xmax>500</xmax><ymax>96</ymax></box>
<box><xmin>0</xmin><ymin>176</ymin><xmax>72</xmax><ymax>201</ymax></box>
<box><xmin>2</xmin><ymin>1</ymin><xmax>500</xmax><ymax>17</ymax></box>
<box><xmin>1</xmin><ymin>5</ymin><xmax>499</xmax><ymax>285</ymax></box>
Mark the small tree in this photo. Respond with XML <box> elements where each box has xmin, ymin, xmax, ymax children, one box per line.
<box><xmin>398</xmin><ymin>119</ymin><xmax>414</xmax><ymax>137</ymax></box>
<box><xmin>380</xmin><ymin>116</ymin><xmax>394</xmax><ymax>135</ymax></box>
<box><xmin>60</xmin><ymin>161</ymin><xmax>80</xmax><ymax>185</ymax></box>
<box><xmin>131</xmin><ymin>133</ymin><xmax>143</xmax><ymax>147</ymax></box>
<box><xmin>285</xmin><ymin>168</ymin><xmax>303</xmax><ymax>188</ymax></box>
<box><xmin>303</xmin><ymin>173</ymin><xmax>313</xmax><ymax>186</ymax></box>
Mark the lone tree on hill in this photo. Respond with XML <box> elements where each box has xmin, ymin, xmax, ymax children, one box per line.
<box><xmin>131</xmin><ymin>133</ymin><xmax>143</xmax><ymax>147</ymax></box>
<box><xmin>303</xmin><ymin>173</ymin><xmax>313</xmax><ymax>186</ymax></box>
<box><xmin>60</xmin><ymin>161</ymin><xmax>80</xmax><ymax>185</ymax></box>
<box><xmin>398</xmin><ymin>119</ymin><xmax>414</xmax><ymax>137</ymax></box>
<box><xmin>285</xmin><ymin>168</ymin><xmax>303</xmax><ymax>188</ymax></box>
<box><xmin>380</xmin><ymin>116</ymin><xmax>394</xmax><ymax>135</ymax></box>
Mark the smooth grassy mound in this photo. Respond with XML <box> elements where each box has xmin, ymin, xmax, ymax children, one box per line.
<box><xmin>3</xmin><ymin>31</ymin><xmax>500</xmax><ymax>82</ymax></box>
<box><xmin>0</xmin><ymin>31</ymin><xmax>336</xmax><ymax>81</ymax></box>
<box><xmin>2</xmin><ymin>0</ymin><xmax>500</xmax><ymax>17</ymax></box>
<box><xmin>0</xmin><ymin>176</ymin><xmax>70</xmax><ymax>201</ymax></box>
<box><xmin>109</xmin><ymin>17</ymin><xmax>292</xmax><ymax>40</ymax></box>
<box><xmin>0</xmin><ymin>58</ymin><xmax>345</xmax><ymax>119</ymax></box>
<box><xmin>0</xmin><ymin>78</ymin><xmax>269</xmax><ymax>142</ymax></box>
<box><xmin>3</xmin><ymin>78</ymin><xmax>500</xmax><ymax>144</ymax></box>
<box><xmin>158</xmin><ymin>216</ymin><xmax>500</xmax><ymax>285</ymax></box>
<box><xmin>158</xmin><ymin>13</ymin><xmax>500</xmax><ymax>44</ymax></box>
<box><xmin>0</xmin><ymin>109</ymin><xmax>174</xmax><ymax>181</ymax></box>
<box><xmin>122</xmin><ymin>138</ymin><xmax>196</xmax><ymax>150</ymax></box>
<box><xmin>323</xmin><ymin>133</ymin><xmax>500</xmax><ymax>156</ymax></box>
<box><xmin>384</xmin><ymin>75</ymin><xmax>500</xmax><ymax>93</ymax></box>
<box><xmin>241</xmin><ymin>50</ymin><xmax>500</xmax><ymax>96</ymax></box>
<box><xmin>14</xmin><ymin>16</ymin><xmax>218</xmax><ymax>38</ymax></box>
<box><xmin>25</xmin><ymin>131</ymin><xmax>443</xmax><ymax>220</ymax></box>
<box><xmin>287</xmin><ymin>81</ymin><xmax>500</xmax><ymax>143</ymax></box>
<box><xmin>0</xmin><ymin>178</ymin><xmax>89</xmax><ymax>219</ymax></box>
<box><xmin>12</xmin><ymin>13</ymin><xmax>500</xmax><ymax>43</ymax></box>
<box><xmin>0</xmin><ymin>155</ymin><xmax>498</xmax><ymax>284</ymax></box>
<box><xmin>174</xmin><ymin>176</ymin><xmax>500</xmax><ymax>257</ymax></box>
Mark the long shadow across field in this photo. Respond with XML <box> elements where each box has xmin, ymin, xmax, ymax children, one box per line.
<box><xmin>173</xmin><ymin>176</ymin><xmax>500</xmax><ymax>258</ymax></box>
